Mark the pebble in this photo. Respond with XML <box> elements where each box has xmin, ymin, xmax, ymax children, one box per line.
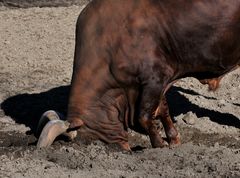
<box><xmin>182</xmin><ymin>112</ymin><xmax>196</xmax><ymax>125</ymax></box>
<box><xmin>214</xmin><ymin>142</ymin><xmax>219</xmax><ymax>147</ymax></box>
<box><xmin>219</xmin><ymin>99</ymin><xmax>226</xmax><ymax>104</ymax></box>
<box><xmin>230</xmin><ymin>96</ymin><xmax>235</xmax><ymax>100</ymax></box>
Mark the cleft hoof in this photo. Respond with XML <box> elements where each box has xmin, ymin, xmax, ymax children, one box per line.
<box><xmin>169</xmin><ymin>134</ymin><xmax>181</xmax><ymax>149</ymax></box>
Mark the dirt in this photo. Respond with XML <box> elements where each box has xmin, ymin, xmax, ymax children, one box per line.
<box><xmin>0</xmin><ymin>0</ymin><xmax>91</xmax><ymax>8</ymax></box>
<box><xmin>0</xmin><ymin>1</ymin><xmax>239</xmax><ymax>178</ymax></box>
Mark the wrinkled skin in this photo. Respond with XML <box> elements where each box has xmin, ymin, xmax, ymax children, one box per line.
<box><xmin>38</xmin><ymin>0</ymin><xmax>240</xmax><ymax>150</ymax></box>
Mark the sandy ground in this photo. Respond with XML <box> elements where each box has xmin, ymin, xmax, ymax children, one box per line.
<box><xmin>0</xmin><ymin>2</ymin><xmax>239</xmax><ymax>178</ymax></box>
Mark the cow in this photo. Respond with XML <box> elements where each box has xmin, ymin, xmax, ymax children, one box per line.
<box><xmin>37</xmin><ymin>0</ymin><xmax>240</xmax><ymax>150</ymax></box>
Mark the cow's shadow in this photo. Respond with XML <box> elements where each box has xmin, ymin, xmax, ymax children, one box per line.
<box><xmin>166</xmin><ymin>86</ymin><xmax>240</xmax><ymax>128</ymax></box>
<box><xmin>1</xmin><ymin>86</ymin><xmax>70</xmax><ymax>136</ymax></box>
<box><xmin>1</xmin><ymin>85</ymin><xmax>239</xmax><ymax>137</ymax></box>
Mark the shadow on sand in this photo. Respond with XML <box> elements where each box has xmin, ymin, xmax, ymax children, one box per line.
<box><xmin>1</xmin><ymin>85</ymin><xmax>70</xmax><ymax>136</ymax></box>
<box><xmin>167</xmin><ymin>86</ymin><xmax>240</xmax><ymax>128</ymax></box>
<box><xmin>1</xmin><ymin>85</ymin><xmax>239</xmax><ymax>136</ymax></box>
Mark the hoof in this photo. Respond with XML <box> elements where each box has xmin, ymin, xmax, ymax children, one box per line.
<box><xmin>152</xmin><ymin>139</ymin><xmax>169</xmax><ymax>148</ymax></box>
<box><xmin>119</xmin><ymin>141</ymin><xmax>132</xmax><ymax>152</ymax></box>
<box><xmin>169</xmin><ymin>134</ymin><xmax>181</xmax><ymax>149</ymax></box>
<box><xmin>149</xmin><ymin>133</ymin><xmax>168</xmax><ymax>148</ymax></box>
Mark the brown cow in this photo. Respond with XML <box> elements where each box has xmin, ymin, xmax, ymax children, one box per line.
<box><xmin>37</xmin><ymin>0</ymin><xmax>240</xmax><ymax>150</ymax></box>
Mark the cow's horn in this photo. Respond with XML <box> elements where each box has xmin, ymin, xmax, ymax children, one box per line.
<box><xmin>37</xmin><ymin>120</ymin><xmax>70</xmax><ymax>148</ymax></box>
<box><xmin>37</xmin><ymin>110</ymin><xmax>63</xmax><ymax>135</ymax></box>
<box><xmin>37</xmin><ymin>110</ymin><xmax>77</xmax><ymax>143</ymax></box>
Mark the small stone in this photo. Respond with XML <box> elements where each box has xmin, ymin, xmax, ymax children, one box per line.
<box><xmin>44</xmin><ymin>165</ymin><xmax>52</xmax><ymax>169</ymax></box>
<box><xmin>223</xmin><ymin>125</ymin><xmax>228</xmax><ymax>129</ymax></box>
<box><xmin>219</xmin><ymin>99</ymin><xmax>226</xmax><ymax>104</ymax></box>
<box><xmin>182</xmin><ymin>112</ymin><xmax>196</xmax><ymax>125</ymax></box>
<box><xmin>230</xmin><ymin>96</ymin><xmax>235</xmax><ymax>100</ymax></box>
<box><xmin>214</xmin><ymin>142</ymin><xmax>219</xmax><ymax>147</ymax></box>
<box><xmin>4</xmin><ymin>40</ymin><xmax>10</xmax><ymax>45</ymax></box>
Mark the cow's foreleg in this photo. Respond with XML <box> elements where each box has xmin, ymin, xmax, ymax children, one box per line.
<box><xmin>139</xmin><ymin>116</ymin><xmax>167</xmax><ymax>148</ymax></box>
<box><xmin>157</xmin><ymin>95</ymin><xmax>180</xmax><ymax>148</ymax></box>
<box><xmin>138</xmin><ymin>86</ymin><xmax>167</xmax><ymax>148</ymax></box>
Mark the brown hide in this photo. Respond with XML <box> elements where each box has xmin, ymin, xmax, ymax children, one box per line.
<box><xmin>66</xmin><ymin>0</ymin><xmax>240</xmax><ymax>147</ymax></box>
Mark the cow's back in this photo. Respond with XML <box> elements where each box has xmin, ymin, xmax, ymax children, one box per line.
<box><xmin>74</xmin><ymin>0</ymin><xmax>240</xmax><ymax>84</ymax></box>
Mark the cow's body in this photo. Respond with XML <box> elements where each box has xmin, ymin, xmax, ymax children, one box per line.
<box><xmin>37</xmin><ymin>0</ymin><xmax>240</xmax><ymax>149</ymax></box>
